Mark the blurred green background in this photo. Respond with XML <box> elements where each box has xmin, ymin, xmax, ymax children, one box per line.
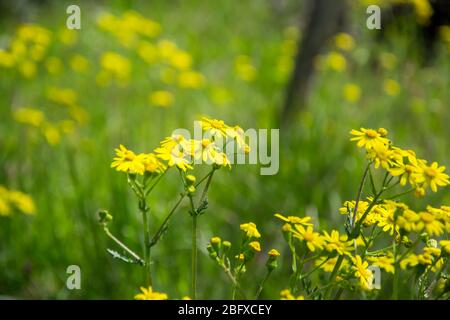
<box><xmin>0</xmin><ymin>0</ymin><xmax>449</xmax><ymax>299</ymax></box>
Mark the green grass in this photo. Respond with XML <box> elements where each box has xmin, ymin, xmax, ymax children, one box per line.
<box><xmin>0</xmin><ymin>0</ymin><xmax>449</xmax><ymax>299</ymax></box>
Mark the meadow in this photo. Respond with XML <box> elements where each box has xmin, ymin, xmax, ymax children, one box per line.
<box><xmin>0</xmin><ymin>0</ymin><xmax>449</xmax><ymax>299</ymax></box>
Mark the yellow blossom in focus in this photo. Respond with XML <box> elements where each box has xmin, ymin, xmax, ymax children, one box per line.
<box><xmin>415</xmin><ymin>161</ymin><xmax>449</xmax><ymax>193</ymax></box>
<box><xmin>352</xmin><ymin>255</ymin><xmax>374</xmax><ymax>290</ymax></box>
<box><xmin>240</xmin><ymin>222</ymin><xmax>261</xmax><ymax>239</ymax></box>
<box><xmin>350</xmin><ymin>128</ymin><xmax>390</xmax><ymax>150</ymax></box>
<box><xmin>134</xmin><ymin>287</ymin><xmax>168</xmax><ymax>300</ymax></box>
<box><xmin>249</xmin><ymin>241</ymin><xmax>261</xmax><ymax>252</ymax></box>
<box><xmin>292</xmin><ymin>225</ymin><xmax>324</xmax><ymax>252</ymax></box>
<box><xmin>280</xmin><ymin>289</ymin><xmax>304</xmax><ymax>300</ymax></box>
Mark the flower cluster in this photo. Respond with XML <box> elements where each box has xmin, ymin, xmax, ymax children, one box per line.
<box><xmin>270</xmin><ymin>128</ymin><xmax>449</xmax><ymax>299</ymax></box>
<box><xmin>112</xmin><ymin>117</ymin><xmax>249</xmax><ymax>175</ymax></box>
<box><xmin>13</xmin><ymin>86</ymin><xmax>88</xmax><ymax>146</ymax></box>
<box><xmin>351</xmin><ymin>127</ymin><xmax>449</xmax><ymax>194</ymax></box>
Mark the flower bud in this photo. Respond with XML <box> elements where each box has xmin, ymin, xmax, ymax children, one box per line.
<box><xmin>210</xmin><ymin>236</ymin><xmax>221</xmax><ymax>252</ymax></box>
<box><xmin>186</xmin><ymin>174</ymin><xmax>196</xmax><ymax>185</ymax></box>
<box><xmin>98</xmin><ymin>209</ymin><xmax>113</xmax><ymax>224</ymax></box>
<box><xmin>187</xmin><ymin>185</ymin><xmax>196</xmax><ymax>194</ymax></box>
<box><xmin>266</xmin><ymin>249</ymin><xmax>280</xmax><ymax>271</ymax></box>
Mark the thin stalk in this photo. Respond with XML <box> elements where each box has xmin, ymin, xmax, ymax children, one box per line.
<box><xmin>255</xmin><ymin>270</ymin><xmax>272</xmax><ymax>299</ymax></box>
<box><xmin>103</xmin><ymin>226</ymin><xmax>144</xmax><ymax>264</ymax></box>
<box><xmin>324</xmin><ymin>255</ymin><xmax>344</xmax><ymax>299</ymax></box>
<box><xmin>139</xmin><ymin>198</ymin><xmax>152</xmax><ymax>286</ymax></box>
<box><xmin>191</xmin><ymin>212</ymin><xmax>198</xmax><ymax>299</ymax></box>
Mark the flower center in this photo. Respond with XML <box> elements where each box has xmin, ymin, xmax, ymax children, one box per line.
<box><xmin>424</xmin><ymin>167</ymin><xmax>437</xmax><ymax>178</ymax></box>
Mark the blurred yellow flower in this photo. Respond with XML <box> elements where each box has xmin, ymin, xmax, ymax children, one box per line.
<box><xmin>149</xmin><ymin>90</ymin><xmax>174</xmax><ymax>108</ymax></box>
<box><xmin>234</xmin><ymin>55</ymin><xmax>256</xmax><ymax>81</ymax></box>
<box><xmin>0</xmin><ymin>186</ymin><xmax>36</xmax><ymax>216</ymax></box>
<box><xmin>18</xmin><ymin>60</ymin><xmax>37</xmax><ymax>78</ymax></box>
<box><xmin>45</xmin><ymin>56</ymin><xmax>63</xmax><ymax>75</ymax></box>
<box><xmin>170</xmin><ymin>50</ymin><xmax>192</xmax><ymax>70</ymax></box>
<box><xmin>13</xmin><ymin>107</ymin><xmax>46</xmax><ymax>127</ymax></box>
<box><xmin>343</xmin><ymin>83</ymin><xmax>361</xmax><ymax>102</ymax></box>
<box><xmin>0</xmin><ymin>49</ymin><xmax>15</xmax><ymax>68</ymax></box>
<box><xmin>58</xmin><ymin>28</ymin><xmax>78</xmax><ymax>46</ymax></box>
<box><xmin>177</xmin><ymin>71</ymin><xmax>205</xmax><ymax>88</ymax></box>
<box><xmin>334</xmin><ymin>33</ymin><xmax>355</xmax><ymax>52</ymax></box>
<box><xmin>42</xmin><ymin>123</ymin><xmax>61</xmax><ymax>145</ymax></box>
<box><xmin>383</xmin><ymin>79</ymin><xmax>401</xmax><ymax>96</ymax></box>
<box><xmin>137</xmin><ymin>41</ymin><xmax>158</xmax><ymax>64</ymax></box>
<box><xmin>70</xmin><ymin>54</ymin><xmax>90</xmax><ymax>74</ymax></box>
<box><xmin>325</xmin><ymin>51</ymin><xmax>346</xmax><ymax>72</ymax></box>
<box><xmin>379</xmin><ymin>52</ymin><xmax>397</xmax><ymax>70</ymax></box>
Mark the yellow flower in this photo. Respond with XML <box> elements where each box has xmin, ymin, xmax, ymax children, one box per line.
<box><xmin>350</xmin><ymin>128</ymin><xmax>390</xmax><ymax>150</ymax></box>
<box><xmin>149</xmin><ymin>90</ymin><xmax>174</xmax><ymax>107</ymax></box>
<box><xmin>249</xmin><ymin>241</ymin><xmax>261</xmax><ymax>252</ymax></box>
<box><xmin>7</xmin><ymin>191</ymin><xmax>35</xmax><ymax>215</ymax></box>
<box><xmin>19</xmin><ymin>60</ymin><xmax>37</xmax><ymax>78</ymax></box>
<box><xmin>45</xmin><ymin>56</ymin><xmax>63</xmax><ymax>75</ymax></box>
<box><xmin>0</xmin><ymin>49</ymin><xmax>15</xmax><ymax>68</ymax></box>
<box><xmin>388</xmin><ymin>153</ymin><xmax>420</xmax><ymax>187</ymax></box>
<box><xmin>0</xmin><ymin>186</ymin><xmax>36</xmax><ymax>216</ymax></box>
<box><xmin>280</xmin><ymin>289</ymin><xmax>304</xmax><ymax>300</ymax></box>
<box><xmin>111</xmin><ymin>145</ymin><xmax>146</xmax><ymax>175</ymax></box>
<box><xmin>415</xmin><ymin>211</ymin><xmax>444</xmax><ymax>236</ymax></box>
<box><xmin>343</xmin><ymin>83</ymin><xmax>361</xmax><ymax>103</ymax></box>
<box><xmin>70</xmin><ymin>54</ymin><xmax>90</xmax><ymax>74</ymax></box>
<box><xmin>170</xmin><ymin>50</ymin><xmax>192</xmax><ymax>70</ymax></box>
<box><xmin>193</xmin><ymin>139</ymin><xmax>230</xmax><ymax>167</ymax></box>
<box><xmin>325</xmin><ymin>51</ymin><xmax>346</xmax><ymax>72</ymax></box>
<box><xmin>440</xmin><ymin>240</ymin><xmax>450</xmax><ymax>254</ymax></box>
<box><xmin>368</xmin><ymin>254</ymin><xmax>395</xmax><ymax>273</ymax></box>
<box><xmin>240</xmin><ymin>222</ymin><xmax>261</xmax><ymax>239</ymax></box>
<box><xmin>292</xmin><ymin>225</ymin><xmax>324</xmax><ymax>252</ymax></box>
<box><xmin>367</xmin><ymin>143</ymin><xmax>398</xmax><ymax>170</ymax></box>
<box><xmin>201</xmin><ymin>117</ymin><xmax>229</xmax><ymax>139</ymax></box>
<box><xmin>154</xmin><ymin>146</ymin><xmax>192</xmax><ymax>172</ymax></box>
<box><xmin>13</xmin><ymin>107</ymin><xmax>46</xmax><ymax>127</ymax></box>
<box><xmin>379</xmin><ymin>52</ymin><xmax>397</xmax><ymax>70</ymax></box>
<box><xmin>322</xmin><ymin>230</ymin><xmax>353</xmax><ymax>256</ymax></box>
<box><xmin>46</xmin><ymin>86</ymin><xmax>78</xmax><ymax>106</ymax></box>
<box><xmin>415</xmin><ymin>161</ymin><xmax>449</xmax><ymax>193</ymax></box>
<box><xmin>334</xmin><ymin>33</ymin><xmax>355</xmax><ymax>51</ymax></box>
<box><xmin>383</xmin><ymin>79</ymin><xmax>401</xmax><ymax>97</ymax></box>
<box><xmin>177</xmin><ymin>71</ymin><xmax>204</xmax><ymax>88</ymax></box>
<box><xmin>400</xmin><ymin>254</ymin><xmax>419</xmax><ymax>269</ymax></box>
<box><xmin>351</xmin><ymin>255</ymin><xmax>374</xmax><ymax>290</ymax></box>
<box><xmin>268</xmin><ymin>249</ymin><xmax>280</xmax><ymax>257</ymax></box>
<box><xmin>134</xmin><ymin>287</ymin><xmax>168</xmax><ymax>300</ymax></box>
<box><xmin>274</xmin><ymin>213</ymin><xmax>313</xmax><ymax>227</ymax></box>
<box><xmin>142</xmin><ymin>153</ymin><xmax>166</xmax><ymax>174</ymax></box>
<box><xmin>99</xmin><ymin>52</ymin><xmax>131</xmax><ymax>84</ymax></box>
<box><xmin>397</xmin><ymin>208</ymin><xmax>420</xmax><ymax>232</ymax></box>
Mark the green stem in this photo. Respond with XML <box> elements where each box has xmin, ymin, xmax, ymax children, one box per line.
<box><xmin>139</xmin><ymin>198</ymin><xmax>152</xmax><ymax>287</ymax></box>
<box><xmin>103</xmin><ymin>226</ymin><xmax>144</xmax><ymax>264</ymax></box>
<box><xmin>191</xmin><ymin>212</ymin><xmax>198</xmax><ymax>299</ymax></box>
<box><xmin>324</xmin><ymin>255</ymin><xmax>344</xmax><ymax>299</ymax></box>
<box><xmin>255</xmin><ymin>270</ymin><xmax>272</xmax><ymax>299</ymax></box>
